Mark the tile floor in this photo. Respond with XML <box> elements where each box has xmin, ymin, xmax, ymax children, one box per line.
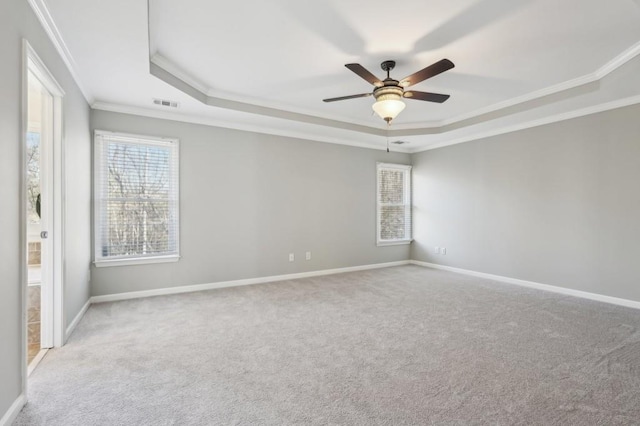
<box><xmin>27</xmin><ymin>281</ymin><xmax>41</xmax><ymax>364</ymax></box>
<box><xmin>28</xmin><ymin>242</ymin><xmax>42</xmax><ymax>364</ymax></box>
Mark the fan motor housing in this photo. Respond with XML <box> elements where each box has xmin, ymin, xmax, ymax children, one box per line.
<box><xmin>381</xmin><ymin>60</ymin><xmax>396</xmax><ymax>72</ymax></box>
<box><xmin>373</xmin><ymin>84</ymin><xmax>403</xmax><ymax>101</ymax></box>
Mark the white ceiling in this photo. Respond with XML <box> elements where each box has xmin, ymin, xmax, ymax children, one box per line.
<box><xmin>38</xmin><ymin>0</ymin><xmax>640</xmax><ymax>151</ymax></box>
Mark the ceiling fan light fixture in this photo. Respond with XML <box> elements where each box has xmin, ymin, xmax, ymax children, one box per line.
<box><xmin>325</xmin><ymin>59</ymin><xmax>454</xmax><ymax>123</ymax></box>
<box><xmin>372</xmin><ymin>94</ymin><xmax>405</xmax><ymax>123</ymax></box>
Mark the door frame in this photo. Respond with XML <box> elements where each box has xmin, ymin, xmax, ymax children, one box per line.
<box><xmin>21</xmin><ymin>39</ymin><xmax>65</xmax><ymax>385</ymax></box>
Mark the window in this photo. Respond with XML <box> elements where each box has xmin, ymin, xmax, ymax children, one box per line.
<box><xmin>377</xmin><ymin>163</ymin><xmax>412</xmax><ymax>245</ymax></box>
<box><xmin>94</xmin><ymin>131</ymin><xmax>179</xmax><ymax>266</ymax></box>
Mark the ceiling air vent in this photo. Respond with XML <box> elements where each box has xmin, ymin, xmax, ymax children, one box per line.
<box><xmin>153</xmin><ymin>98</ymin><xmax>178</xmax><ymax>108</ymax></box>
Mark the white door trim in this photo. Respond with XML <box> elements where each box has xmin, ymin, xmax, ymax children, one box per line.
<box><xmin>20</xmin><ymin>37</ymin><xmax>29</xmax><ymax>412</ymax></box>
<box><xmin>21</xmin><ymin>40</ymin><xmax>66</xmax><ymax>394</ymax></box>
<box><xmin>37</xmin><ymin>69</ymin><xmax>54</xmax><ymax>348</ymax></box>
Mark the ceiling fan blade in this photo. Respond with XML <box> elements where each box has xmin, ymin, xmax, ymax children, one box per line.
<box><xmin>403</xmin><ymin>91</ymin><xmax>450</xmax><ymax>103</ymax></box>
<box><xmin>345</xmin><ymin>64</ymin><xmax>383</xmax><ymax>87</ymax></box>
<box><xmin>400</xmin><ymin>59</ymin><xmax>455</xmax><ymax>87</ymax></box>
<box><xmin>323</xmin><ymin>93</ymin><xmax>372</xmax><ymax>102</ymax></box>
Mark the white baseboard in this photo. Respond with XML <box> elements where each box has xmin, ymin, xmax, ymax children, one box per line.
<box><xmin>91</xmin><ymin>260</ymin><xmax>411</xmax><ymax>304</ymax></box>
<box><xmin>410</xmin><ymin>260</ymin><xmax>640</xmax><ymax>310</ymax></box>
<box><xmin>65</xmin><ymin>298</ymin><xmax>91</xmax><ymax>342</ymax></box>
<box><xmin>0</xmin><ymin>394</ymin><xmax>26</xmax><ymax>426</ymax></box>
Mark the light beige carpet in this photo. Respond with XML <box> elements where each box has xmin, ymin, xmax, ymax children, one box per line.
<box><xmin>15</xmin><ymin>265</ymin><xmax>640</xmax><ymax>425</ymax></box>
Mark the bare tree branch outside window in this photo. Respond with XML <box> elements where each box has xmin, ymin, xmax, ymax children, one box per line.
<box><xmin>26</xmin><ymin>132</ymin><xmax>41</xmax><ymax>225</ymax></box>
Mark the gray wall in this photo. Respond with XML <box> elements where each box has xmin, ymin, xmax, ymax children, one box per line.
<box><xmin>411</xmin><ymin>103</ymin><xmax>640</xmax><ymax>302</ymax></box>
<box><xmin>0</xmin><ymin>0</ymin><xmax>91</xmax><ymax>418</ymax></box>
<box><xmin>90</xmin><ymin>111</ymin><xmax>411</xmax><ymax>296</ymax></box>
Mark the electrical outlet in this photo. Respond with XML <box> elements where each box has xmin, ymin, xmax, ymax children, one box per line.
<box><xmin>305</xmin><ymin>251</ymin><xmax>311</xmax><ymax>261</ymax></box>
<box><xmin>289</xmin><ymin>253</ymin><xmax>295</xmax><ymax>262</ymax></box>
<box><xmin>435</xmin><ymin>246</ymin><xmax>440</xmax><ymax>254</ymax></box>
<box><xmin>441</xmin><ymin>247</ymin><xmax>446</xmax><ymax>255</ymax></box>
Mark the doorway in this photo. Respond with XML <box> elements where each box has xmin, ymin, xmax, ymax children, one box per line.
<box><xmin>23</xmin><ymin>41</ymin><xmax>65</xmax><ymax>375</ymax></box>
<box><xmin>26</xmin><ymin>66</ymin><xmax>54</xmax><ymax>371</ymax></box>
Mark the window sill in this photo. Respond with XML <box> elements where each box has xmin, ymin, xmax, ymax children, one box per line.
<box><xmin>377</xmin><ymin>240</ymin><xmax>412</xmax><ymax>247</ymax></box>
<box><xmin>94</xmin><ymin>255</ymin><xmax>180</xmax><ymax>268</ymax></box>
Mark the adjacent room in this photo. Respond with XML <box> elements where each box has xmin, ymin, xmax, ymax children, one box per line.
<box><xmin>2</xmin><ymin>0</ymin><xmax>640</xmax><ymax>424</ymax></box>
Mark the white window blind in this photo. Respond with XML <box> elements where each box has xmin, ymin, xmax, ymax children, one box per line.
<box><xmin>377</xmin><ymin>163</ymin><xmax>412</xmax><ymax>245</ymax></box>
<box><xmin>94</xmin><ymin>131</ymin><xmax>179</xmax><ymax>266</ymax></box>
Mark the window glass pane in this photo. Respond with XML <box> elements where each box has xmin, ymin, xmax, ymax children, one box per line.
<box><xmin>379</xmin><ymin>169</ymin><xmax>404</xmax><ymax>204</ymax></box>
<box><xmin>108</xmin><ymin>143</ymin><xmax>171</xmax><ymax>199</ymax></box>
<box><xmin>103</xmin><ymin>200</ymin><xmax>175</xmax><ymax>257</ymax></box>
<box><xmin>380</xmin><ymin>205</ymin><xmax>406</xmax><ymax>240</ymax></box>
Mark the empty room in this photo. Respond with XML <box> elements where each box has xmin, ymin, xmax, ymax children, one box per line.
<box><xmin>2</xmin><ymin>0</ymin><xmax>640</xmax><ymax>424</ymax></box>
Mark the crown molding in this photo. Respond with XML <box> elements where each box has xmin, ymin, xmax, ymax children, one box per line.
<box><xmin>150</xmin><ymin>54</ymin><xmax>388</xmax><ymax>131</ymax></box>
<box><xmin>91</xmin><ymin>95</ymin><xmax>640</xmax><ymax>156</ymax></box>
<box><xmin>27</xmin><ymin>0</ymin><xmax>93</xmax><ymax>104</ymax></box>
<box><xmin>90</xmin><ymin>101</ymin><xmax>412</xmax><ymax>153</ymax></box>
<box><xmin>149</xmin><ymin>60</ymin><xmax>387</xmax><ymax>137</ymax></box>
<box><xmin>596</xmin><ymin>40</ymin><xmax>640</xmax><ymax>79</ymax></box>
<box><xmin>91</xmin><ymin>91</ymin><xmax>640</xmax><ymax>155</ymax></box>
<box><xmin>408</xmin><ymin>94</ymin><xmax>640</xmax><ymax>153</ymax></box>
<box><xmin>394</xmin><ymin>40</ymin><xmax>640</xmax><ymax>131</ymax></box>
<box><xmin>149</xmin><ymin>29</ymin><xmax>640</xmax><ymax>135</ymax></box>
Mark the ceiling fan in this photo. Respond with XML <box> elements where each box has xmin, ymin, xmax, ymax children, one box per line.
<box><xmin>323</xmin><ymin>59</ymin><xmax>454</xmax><ymax>123</ymax></box>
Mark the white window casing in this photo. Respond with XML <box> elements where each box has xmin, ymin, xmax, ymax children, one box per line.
<box><xmin>94</xmin><ymin>131</ymin><xmax>179</xmax><ymax>267</ymax></box>
<box><xmin>377</xmin><ymin>162</ymin><xmax>412</xmax><ymax>246</ymax></box>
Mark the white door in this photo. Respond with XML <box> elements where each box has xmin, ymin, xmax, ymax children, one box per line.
<box><xmin>26</xmin><ymin>68</ymin><xmax>55</xmax><ymax>363</ymax></box>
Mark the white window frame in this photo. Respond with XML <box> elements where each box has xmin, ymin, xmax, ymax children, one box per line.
<box><xmin>94</xmin><ymin>130</ymin><xmax>180</xmax><ymax>267</ymax></box>
<box><xmin>376</xmin><ymin>162</ymin><xmax>412</xmax><ymax>246</ymax></box>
